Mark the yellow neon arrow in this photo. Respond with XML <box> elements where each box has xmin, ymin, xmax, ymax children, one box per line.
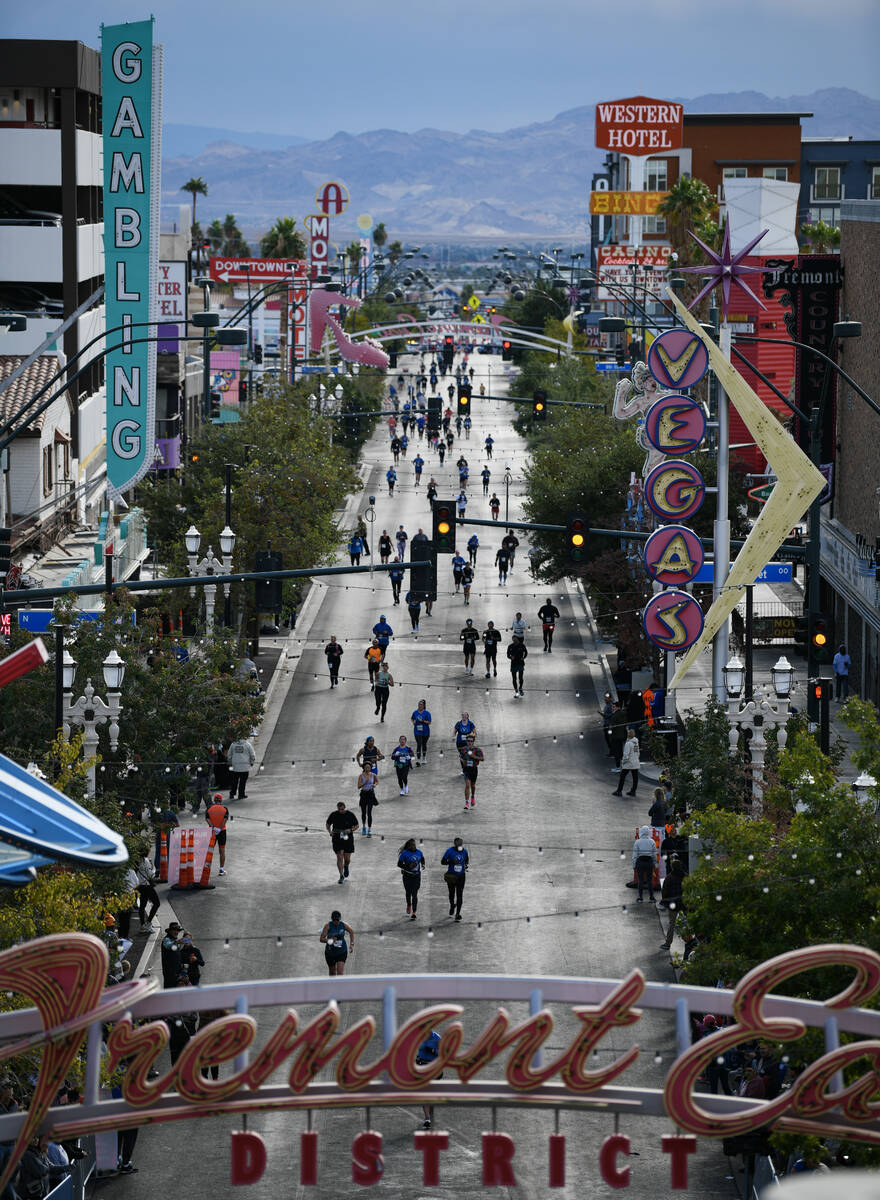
<box><xmin>666</xmin><ymin>291</ymin><xmax>826</xmax><ymax>690</ymax></box>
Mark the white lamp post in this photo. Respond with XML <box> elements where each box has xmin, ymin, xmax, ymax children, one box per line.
<box><xmin>186</xmin><ymin>523</ymin><xmax>236</xmax><ymax>636</ymax></box>
<box><xmin>725</xmin><ymin>654</ymin><xmax>792</xmax><ymax>817</ymax></box>
<box><xmin>853</xmin><ymin>771</ymin><xmax>878</xmax><ymax>813</ymax></box>
<box><xmin>63</xmin><ymin>649</ymin><xmax>125</xmax><ymax>797</ymax></box>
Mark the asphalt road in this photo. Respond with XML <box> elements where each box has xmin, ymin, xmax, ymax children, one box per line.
<box><xmin>113</xmin><ymin>353</ymin><xmax>734</xmax><ymax>1198</ymax></box>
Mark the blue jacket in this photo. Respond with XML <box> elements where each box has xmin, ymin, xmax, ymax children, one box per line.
<box><xmin>373</xmin><ymin>620</ymin><xmax>393</xmax><ymax>644</ymax></box>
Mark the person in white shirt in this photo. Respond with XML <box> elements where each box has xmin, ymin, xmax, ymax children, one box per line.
<box><xmin>511</xmin><ymin>612</ymin><xmax>526</xmax><ymax>640</ymax></box>
<box><xmin>614</xmin><ymin>729</ymin><xmax>641</xmax><ymax>797</ymax></box>
<box><xmin>632</xmin><ymin>826</ymin><xmax>657</xmax><ymax>903</ymax></box>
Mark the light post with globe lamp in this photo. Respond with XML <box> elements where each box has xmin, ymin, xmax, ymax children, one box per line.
<box><xmin>185</xmin><ymin>524</ymin><xmax>236</xmax><ymax>636</ymax></box>
<box><xmin>63</xmin><ymin>649</ymin><xmax>125</xmax><ymax>798</ymax></box>
<box><xmin>724</xmin><ymin>653</ymin><xmax>794</xmax><ymax>817</ymax></box>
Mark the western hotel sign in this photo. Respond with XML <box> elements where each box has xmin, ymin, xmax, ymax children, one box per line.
<box><xmin>102</xmin><ymin>19</ymin><xmax>163</xmax><ymax>499</ymax></box>
<box><xmin>595</xmin><ymin>97</ymin><xmax>684</xmax><ymax>152</ymax></box>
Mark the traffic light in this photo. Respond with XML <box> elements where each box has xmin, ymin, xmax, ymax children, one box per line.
<box><xmin>457</xmin><ymin>383</ymin><xmax>471</xmax><ymax>416</ymax></box>
<box><xmin>443</xmin><ymin>335</ymin><xmax>454</xmax><ymax>367</ymax></box>
<box><xmin>427</xmin><ymin>394</ymin><xmax>442</xmax><ymax>434</ymax></box>
<box><xmin>811</xmin><ymin>678</ymin><xmax>833</xmax><ymax>704</ymax></box>
<box><xmin>810</xmin><ymin>613</ymin><xmax>830</xmax><ymax>663</ymax></box>
<box><xmin>502</xmin><ymin>339</ymin><xmax>512</xmax><ymax>361</ymax></box>
<box><xmin>533</xmin><ymin>389</ymin><xmax>547</xmax><ymax>421</ymax></box>
<box><xmin>254</xmin><ymin>549</ymin><xmax>283</xmax><ymax>612</ymax></box>
<box><xmin>239</xmin><ymin>380</ymin><xmax>248</xmax><ymax>404</ymax></box>
<box><xmin>566</xmin><ymin>513</ymin><xmax>589</xmax><ymax>566</ymax></box>
<box><xmin>432</xmin><ymin>500</ymin><xmax>456</xmax><ymax>554</ymax></box>
<box><xmin>615</xmin><ymin>342</ymin><xmax>626</xmax><ymax>366</ymax></box>
<box><xmin>793</xmin><ymin>613</ymin><xmax>808</xmax><ymax>658</ymax></box>
<box><xmin>253</xmin><ymin>343</ymin><xmax>263</xmax><ymax>364</ymax></box>
<box><xmin>0</xmin><ymin>527</ymin><xmax>11</xmax><ymax>579</ymax></box>
<box><xmin>209</xmin><ymin>390</ymin><xmax>221</xmax><ymax>420</ymax></box>
<box><xmin>188</xmin><ymin>451</ymin><xmax>200</xmax><ymax>465</ymax></box>
<box><xmin>409</xmin><ymin>532</ymin><xmax>435</xmax><ymax>601</ymax></box>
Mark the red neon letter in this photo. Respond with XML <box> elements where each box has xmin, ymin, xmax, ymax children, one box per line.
<box><xmin>549</xmin><ymin>1133</ymin><xmax>566</xmax><ymax>1187</ymax></box>
<box><xmin>352</xmin><ymin>1131</ymin><xmax>384</xmax><ymax>1186</ymax></box>
<box><xmin>230</xmin><ymin>1131</ymin><xmax>266</xmax><ymax>1185</ymax></box>
<box><xmin>301</xmin><ymin>1130</ymin><xmax>318</xmax><ymax>1186</ymax></box>
<box><xmin>482</xmin><ymin>1133</ymin><xmax>516</xmax><ymax>1186</ymax></box>
<box><xmin>599</xmin><ymin>1134</ymin><xmax>631</xmax><ymax>1188</ymax></box>
<box><xmin>414</xmin><ymin>1131</ymin><xmax>449</xmax><ymax>1185</ymax></box>
<box><xmin>662</xmin><ymin>1134</ymin><xmax>697</xmax><ymax>1189</ymax></box>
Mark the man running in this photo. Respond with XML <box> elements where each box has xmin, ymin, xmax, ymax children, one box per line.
<box><xmin>481</xmin><ymin>465</ymin><xmax>491</xmax><ymax>496</ymax></box>
<box><xmin>489</xmin><ymin>493</ymin><xmax>500</xmax><ymax>521</ymax></box>
<box><xmin>413</xmin><ymin>453</ymin><xmax>424</xmax><ymax>487</ymax></box>
<box><xmin>507</xmin><ymin>636</ymin><xmax>527</xmax><ymax>697</ymax></box>
<box><xmin>457</xmin><ymin>490</ymin><xmax>467</xmax><ymax>519</ymax></box>
<box><xmin>405</xmin><ymin>588</ymin><xmax>422</xmax><ymax>632</ymax></box>
<box><xmin>451</xmin><ymin>550</ymin><xmax>466</xmax><ymax>594</ymax></box>
<box><xmin>502</xmin><ymin>529</ymin><xmax>519</xmax><ymax>572</ymax></box>
<box><xmin>460</xmin><ymin>734</ymin><xmax>484</xmax><ymax>809</ymax></box>
<box><xmin>482</xmin><ymin>621</ymin><xmax>501</xmax><ymax>677</ymax></box>
<box><xmin>484</xmin><ymin>434</ymin><xmax>494</xmax><ymax>459</ymax></box>
<box><xmin>391</xmin><ymin>735</ymin><xmax>414</xmax><ymax>795</ymax></box>
<box><xmin>463</xmin><ymin>415</ymin><xmax>472</xmax><ymax>439</ymax></box>
<box><xmin>372</xmin><ymin>613</ymin><xmax>393</xmax><ymax>656</ymax></box>
<box><xmin>396</xmin><ymin>525</ymin><xmax>408</xmax><ymax>560</ymax></box>
<box><xmin>390</xmin><ymin>435</ymin><xmax>401</xmax><ymax>463</ymax></box>
<box><xmin>324</xmin><ymin>635</ymin><xmax>344</xmax><ymax>687</ymax></box>
<box><xmin>467</xmin><ymin>533</ymin><xmax>479</xmax><ymax>565</ymax></box>
<box><xmin>461</xmin><ymin>562</ymin><xmax>474</xmax><ymax>605</ymax></box>
<box><xmin>388</xmin><ymin>558</ymin><xmax>404</xmax><ymax>605</ymax></box>
<box><xmin>460</xmin><ymin>619</ymin><xmax>480</xmax><ymax>675</ymax></box>
<box><xmin>538</xmin><ymin>597</ymin><xmax>561</xmax><ymax>652</ymax></box>
<box><xmin>411</xmin><ymin>699</ymin><xmax>432</xmax><ymax>765</ymax></box>
<box><xmin>426</xmin><ymin>478</ymin><xmax>438</xmax><ymax>508</ymax></box>
<box><xmin>495</xmin><ymin>542</ymin><xmax>510</xmax><ymax>585</ymax></box>
<box><xmin>364</xmin><ymin>639</ymin><xmax>383</xmax><ymax>689</ymax></box>
<box><xmin>326</xmin><ymin>801</ymin><xmax>359</xmax><ymax>884</ymax></box>
<box><xmin>386</xmin><ymin>465</ymin><xmax>397</xmax><ymax>496</ymax></box>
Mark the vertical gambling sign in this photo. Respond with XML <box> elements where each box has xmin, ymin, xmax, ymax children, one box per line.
<box><xmin>102</xmin><ymin>20</ymin><xmax>162</xmax><ymax>498</ymax></box>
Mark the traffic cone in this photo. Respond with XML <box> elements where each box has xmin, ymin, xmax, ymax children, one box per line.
<box><xmin>198</xmin><ymin>831</ymin><xmax>217</xmax><ymax>888</ymax></box>
<box><xmin>159</xmin><ymin>831</ymin><xmax>168</xmax><ymax>882</ymax></box>
<box><xmin>185</xmin><ymin>828</ymin><xmax>195</xmax><ymax>887</ymax></box>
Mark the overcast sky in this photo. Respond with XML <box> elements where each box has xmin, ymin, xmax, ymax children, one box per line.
<box><xmin>6</xmin><ymin>0</ymin><xmax>879</xmax><ymax>139</ymax></box>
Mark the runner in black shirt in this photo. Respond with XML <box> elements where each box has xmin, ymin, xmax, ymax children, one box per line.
<box><xmin>326</xmin><ymin>802</ymin><xmax>359</xmax><ymax>883</ymax></box>
<box><xmin>507</xmin><ymin>636</ymin><xmax>528</xmax><ymax>697</ymax></box>
<box><xmin>537</xmin><ymin>599</ymin><xmax>561</xmax><ymax>652</ymax></box>
<box><xmin>378</xmin><ymin>530</ymin><xmax>393</xmax><ymax>564</ymax></box>
<box><xmin>501</xmin><ymin>531</ymin><xmax>520</xmax><ymax>573</ymax></box>
<box><xmin>324</xmin><ymin>635</ymin><xmax>344</xmax><ymax>687</ymax></box>
<box><xmin>495</xmin><ymin>545</ymin><xmax>510</xmax><ymax>585</ymax></box>
<box><xmin>460</xmin><ymin>619</ymin><xmax>480</xmax><ymax>675</ymax></box>
<box><xmin>482</xmin><ymin>621</ymin><xmax>501</xmax><ymax>677</ymax></box>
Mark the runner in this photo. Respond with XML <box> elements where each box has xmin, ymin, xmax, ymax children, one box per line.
<box><xmin>484</xmin><ymin>434</ymin><xmax>494</xmax><ymax>459</ymax></box>
<box><xmin>205</xmin><ymin>794</ymin><xmax>230</xmax><ymax>876</ymax></box>
<box><xmin>446</xmin><ymin>429</ymin><xmax>455</xmax><ymax>452</ymax></box>
<box><xmin>482</xmin><ymin>621</ymin><xmax>501</xmax><ymax>677</ymax></box>
<box><xmin>405</xmin><ymin>588</ymin><xmax>422</xmax><ymax>632</ymax></box>
<box><xmin>489</xmin><ymin>492</ymin><xmax>500</xmax><ymax>520</ymax></box>
<box><xmin>460</xmin><ymin>619</ymin><xmax>480</xmax><ymax>675</ymax></box>
<box><xmin>379</xmin><ymin>529</ymin><xmax>393</xmax><ymax>564</ymax></box>
<box><xmin>464</xmin><ymin>415</ymin><xmax>472</xmax><ymax>439</ymax></box>
<box><xmin>461</xmin><ymin>561</ymin><xmax>474</xmax><ymax>605</ymax></box>
<box><xmin>320</xmin><ymin>910</ymin><xmax>354</xmax><ymax>975</ymax></box>
<box><xmin>441</xmin><ymin>837</ymin><xmax>469</xmax><ymax>920</ymax></box>
<box><xmin>456</xmin><ymin>489</ymin><xmax>467</xmax><ymax>519</ymax></box>
<box><xmin>373</xmin><ymin>658</ymin><xmax>394</xmax><ymax>722</ymax></box>
<box><xmin>390</xmin><ymin>435</ymin><xmax>401</xmax><ymax>463</ymax></box>
<box><xmin>454</xmin><ymin>712</ymin><xmax>476</xmax><ymax>759</ymax></box>
<box><xmin>347</xmin><ymin>533</ymin><xmax>364</xmax><ymax>566</ymax></box>
<box><xmin>412</xmin><ymin>453</ymin><xmax>424</xmax><ymax>487</ymax></box>
<box><xmin>326</xmin><ymin>802</ymin><xmax>359</xmax><ymax>884</ymax></box>
<box><xmin>426</xmin><ymin>478</ymin><xmax>438</xmax><ymax>508</ymax></box>
<box><xmin>460</xmin><ymin>734</ymin><xmax>484</xmax><ymax>809</ymax></box>
<box><xmin>455</xmin><ymin>414</ymin><xmax>463</xmax><ymax>436</ymax></box>
<box><xmin>417</xmin><ymin>1031</ymin><xmax>443</xmax><ymax>1128</ymax></box>
<box><xmin>495</xmin><ymin>542</ymin><xmax>510</xmax><ymax>585</ymax></box>
<box><xmin>481</xmin><ymin>465</ymin><xmax>491</xmax><ymax>496</ymax></box>
<box><xmin>502</xmin><ymin>529</ymin><xmax>520</xmax><ymax>572</ymax></box>
<box><xmin>438</xmin><ymin>441</ymin><xmax>446</xmax><ymax>465</ymax></box>
<box><xmin>538</xmin><ymin>597</ymin><xmax>561</xmax><ymax>652</ymax></box>
<box><xmin>458</xmin><ymin>460</ymin><xmax>469</xmax><ymax>489</ymax></box>
<box><xmin>356</xmin><ymin>735</ymin><xmax>384</xmax><ymax>776</ymax></box>
<box><xmin>467</xmin><ymin>533</ymin><xmax>479</xmax><ymax>564</ymax></box>
<box><xmin>511</xmin><ymin>611</ymin><xmax>527</xmax><ymax>641</ymax></box>
<box><xmin>386</xmin><ymin>465</ymin><xmax>397</xmax><ymax>496</ymax></box>
<box><xmin>391</xmin><ymin>735</ymin><xmax>414</xmax><ymax>795</ymax></box>
<box><xmin>324</xmin><ymin>635</ymin><xmax>344</xmax><ymax>687</ymax></box>
<box><xmin>451</xmin><ymin>550</ymin><xmax>466</xmax><ymax>594</ymax></box>
<box><xmin>389</xmin><ymin>558</ymin><xmax>404</xmax><ymax>606</ymax></box>
<box><xmin>356</xmin><ymin>764</ymin><xmax>378</xmax><ymax>836</ymax></box>
<box><xmin>364</xmin><ymin>639</ymin><xmax>382</xmax><ymax>688</ymax></box>
<box><xmin>411</xmin><ymin>699</ymin><xmax>432</xmax><ymax>765</ymax></box>
<box><xmin>396</xmin><ymin>525</ymin><xmax>408</xmax><ymax>560</ymax></box>
<box><xmin>443</xmin><ymin>405</ymin><xmax>452</xmax><ymax>432</ymax></box>
<box><xmin>507</xmin><ymin>635</ymin><xmax>528</xmax><ymax>697</ymax></box>
<box><xmin>372</xmin><ymin>613</ymin><xmax>393</xmax><ymax>656</ymax></box>
<box><xmin>397</xmin><ymin>838</ymin><xmax>425</xmax><ymax>919</ymax></box>
<box><xmin>400</xmin><ymin>432</ymin><xmax>409</xmax><ymax>457</ymax></box>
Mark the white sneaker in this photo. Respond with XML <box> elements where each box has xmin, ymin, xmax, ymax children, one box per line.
<box><xmin>400</xmin><ymin>788</ymin><xmax>406</xmax><ymax>795</ymax></box>
<box><xmin>218</xmin><ymin>867</ymin><xmax>226</xmax><ymax>876</ymax></box>
<box><xmin>404</xmin><ymin>785</ymin><xmax>409</xmax><ymax>795</ymax></box>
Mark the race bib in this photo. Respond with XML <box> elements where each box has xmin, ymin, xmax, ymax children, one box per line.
<box><xmin>453</xmin><ymin>863</ymin><xmax>463</xmax><ymax>873</ymax></box>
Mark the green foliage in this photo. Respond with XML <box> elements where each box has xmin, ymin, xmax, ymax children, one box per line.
<box><xmin>206</xmin><ymin>213</ymin><xmax>249</xmax><ymax>258</ymax></box>
<box><xmin>799</xmin><ymin>220</ymin><xmax>840</xmax><ymax>253</ymax></box>
<box><xmin>372</xmin><ymin>222</ymin><xmax>387</xmax><ymax>249</ymax></box>
<box><xmin>259</xmin><ymin>216</ymin><xmax>306</xmax><ymax>259</ymax></box>
<box><xmin>181</xmin><ymin>176</ymin><xmax>208</xmax><ymax>235</ymax></box>
<box><xmin>656</xmin><ymin>176</ymin><xmax>717</xmax><ymax>263</ymax></box>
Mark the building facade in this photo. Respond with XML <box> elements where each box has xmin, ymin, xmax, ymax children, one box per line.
<box><xmin>800</xmin><ymin>138</ymin><xmax>880</xmax><ymax>231</ymax></box>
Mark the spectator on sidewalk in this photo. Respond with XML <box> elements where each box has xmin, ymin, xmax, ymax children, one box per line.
<box><xmin>161</xmin><ymin>922</ymin><xmax>183</xmax><ymax>988</ymax></box>
<box><xmin>180</xmin><ymin>931</ymin><xmax>206</xmax><ymax>985</ymax></box>
<box><xmin>833</xmin><ymin>644</ymin><xmax>851</xmax><ymax>700</ymax></box>
<box><xmin>614</xmin><ymin>729</ymin><xmax>640</xmax><ymax>797</ymax></box>
<box><xmin>631</xmin><ymin>826</ymin><xmax>657</xmax><ymax>903</ymax></box>
<box><xmin>608</xmin><ymin>702</ymin><xmax>628</xmax><ymax>769</ymax></box>
<box><xmin>660</xmin><ymin>859</ymin><xmax>685</xmax><ymax>950</ymax></box>
<box><xmin>228</xmin><ymin>736</ymin><xmax>255</xmax><ymax>800</ymax></box>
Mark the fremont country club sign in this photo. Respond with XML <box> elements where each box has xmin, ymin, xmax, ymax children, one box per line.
<box><xmin>0</xmin><ymin>937</ymin><xmax>878</xmax><ymax>1190</ymax></box>
<box><xmin>102</xmin><ymin>20</ymin><xmax>162</xmax><ymax>499</ymax></box>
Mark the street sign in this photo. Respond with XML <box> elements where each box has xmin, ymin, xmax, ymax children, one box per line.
<box><xmin>692</xmin><ymin>561</ymin><xmax>792</xmax><ymax>585</ymax></box>
<box><xmin>17</xmin><ymin>610</ymin><xmax>137</xmax><ymax>632</ymax></box>
<box><xmin>748</xmin><ymin>483</ymin><xmax>776</xmax><ymax>503</ymax></box>
<box><xmin>595</xmin><ymin>361</ymin><xmax>632</xmax><ymax>372</ymax></box>
<box><xmin>209</xmin><ymin>257</ymin><xmax>303</xmax><ymax>284</ymax></box>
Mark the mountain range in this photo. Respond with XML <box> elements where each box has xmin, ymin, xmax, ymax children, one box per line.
<box><xmin>161</xmin><ymin>89</ymin><xmax>880</xmax><ymax>240</ymax></box>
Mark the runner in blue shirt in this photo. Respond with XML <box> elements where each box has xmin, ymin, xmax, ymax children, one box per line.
<box><xmin>391</xmin><ymin>736</ymin><xmax>414</xmax><ymax>795</ymax></box>
<box><xmin>454</xmin><ymin>712</ymin><xmax>475</xmax><ymax>754</ymax></box>
<box><xmin>451</xmin><ymin>551</ymin><xmax>466</xmax><ymax>593</ymax></box>
<box><xmin>467</xmin><ymin>534</ymin><xmax>479</xmax><ymax>565</ymax></box>
<box><xmin>481</xmin><ymin>465</ymin><xmax>491</xmax><ymax>495</ymax></box>
<box><xmin>463</xmin><ymin>415</ymin><xmax>472</xmax><ymax>438</ymax></box>
<box><xmin>389</xmin><ymin>560</ymin><xmax>404</xmax><ymax>605</ymax></box>
<box><xmin>386</xmin><ymin>465</ymin><xmax>397</xmax><ymax>496</ymax></box>
<box><xmin>484</xmin><ymin>434</ymin><xmax>494</xmax><ymax>459</ymax></box>
<box><xmin>405</xmin><ymin>588</ymin><xmax>422</xmax><ymax>632</ymax></box>
<box><xmin>396</xmin><ymin>525</ymin><xmax>408</xmax><ymax>559</ymax></box>
<box><xmin>348</xmin><ymin>534</ymin><xmax>364</xmax><ymax>565</ymax></box>
<box><xmin>372</xmin><ymin>615</ymin><xmax>393</xmax><ymax>655</ymax></box>
<box><xmin>397</xmin><ymin>838</ymin><xmax>425</xmax><ymax>919</ymax></box>
<box><xmin>399</xmin><ymin>433</ymin><xmax>409</xmax><ymax>457</ymax></box>
<box><xmin>457</xmin><ymin>490</ymin><xmax>467</xmax><ymax>518</ymax></box>
<box><xmin>441</xmin><ymin>837</ymin><xmax>469</xmax><ymax>920</ymax></box>
<box><xmin>412</xmin><ymin>454</ymin><xmax>425</xmax><ymax>487</ymax></box>
<box><xmin>411</xmin><ymin>700</ymin><xmax>432</xmax><ymax>765</ymax></box>
<box><xmin>416</xmin><ymin>414</ymin><xmax>426</xmax><ymax>437</ymax></box>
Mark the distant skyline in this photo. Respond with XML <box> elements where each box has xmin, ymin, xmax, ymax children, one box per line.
<box><xmin>4</xmin><ymin>0</ymin><xmax>879</xmax><ymax>140</ymax></box>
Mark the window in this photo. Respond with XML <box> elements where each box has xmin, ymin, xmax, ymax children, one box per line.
<box><xmin>813</xmin><ymin>166</ymin><xmax>841</xmax><ymax>200</ymax></box>
<box><xmin>42</xmin><ymin>447</ymin><xmax>53</xmax><ymax>496</ymax></box>
<box><xmin>723</xmin><ymin>167</ymin><xmax>748</xmax><ymax>178</ymax></box>
<box><xmin>871</xmin><ymin>166</ymin><xmax>880</xmax><ymax>199</ymax></box>
<box><xmin>646</xmin><ymin>159</ymin><xmax>668</xmax><ymax>191</ymax></box>
<box><xmin>762</xmin><ymin>167</ymin><xmax>788</xmax><ymax>181</ymax></box>
<box><xmin>809</xmin><ymin>206</ymin><xmax>839</xmax><ymax>226</ymax></box>
<box><xmin>643</xmin><ymin>215</ymin><xmax>667</xmax><ymax>234</ymax></box>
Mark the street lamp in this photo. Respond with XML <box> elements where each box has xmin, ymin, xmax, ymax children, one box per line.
<box><xmin>724</xmin><ymin>653</ymin><xmax>792</xmax><ymax>817</ymax></box>
<box><xmin>503</xmin><ymin>464</ymin><xmax>513</xmax><ymax>526</ymax></box>
<box><xmin>63</xmin><ymin>649</ymin><xmax>125</xmax><ymax>798</ymax></box>
<box><xmin>852</xmin><ymin>771</ymin><xmax>878</xmax><ymax>812</ymax></box>
<box><xmin>185</xmin><ymin>523</ymin><xmax>236</xmax><ymax>636</ymax></box>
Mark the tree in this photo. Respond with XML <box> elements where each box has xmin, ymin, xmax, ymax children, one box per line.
<box><xmin>656</xmin><ymin>176</ymin><xmax>717</xmax><ymax>265</ymax></box>
<box><xmin>799</xmin><ymin>220</ymin><xmax>840</xmax><ymax>254</ymax></box>
<box><xmin>181</xmin><ymin>176</ymin><xmax>208</xmax><ymax>236</ymax></box>
<box><xmin>387</xmin><ymin>240</ymin><xmax>403</xmax><ymax>266</ymax></box>
<box><xmin>372</xmin><ymin>222</ymin><xmax>387</xmax><ymax>250</ymax></box>
<box><xmin>259</xmin><ymin>218</ymin><xmax>306</xmax><ymax>361</ymax></box>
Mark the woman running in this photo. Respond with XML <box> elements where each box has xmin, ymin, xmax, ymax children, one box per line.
<box><xmin>374</xmin><ymin>660</ymin><xmax>394</xmax><ymax>722</ymax></box>
<box><xmin>357</xmin><ymin>764</ymin><xmax>378</xmax><ymax>836</ymax></box>
<box><xmin>397</xmin><ymin>838</ymin><xmax>425</xmax><ymax>920</ymax></box>
<box><xmin>320</xmin><ymin>910</ymin><xmax>354</xmax><ymax>976</ymax></box>
<box><xmin>411</xmin><ymin>700</ymin><xmax>432</xmax><ymax>765</ymax></box>
<box><xmin>356</xmin><ymin>735</ymin><xmax>385</xmax><ymax>777</ymax></box>
<box><xmin>391</xmin><ymin>735</ymin><xmax>414</xmax><ymax>795</ymax></box>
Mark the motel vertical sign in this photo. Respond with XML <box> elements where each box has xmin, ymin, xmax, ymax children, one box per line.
<box><xmin>102</xmin><ymin>20</ymin><xmax>163</xmax><ymax>498</ymax></box>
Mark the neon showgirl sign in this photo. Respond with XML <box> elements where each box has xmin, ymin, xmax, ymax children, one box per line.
<box><xmin>0</xmin><ymin>936</ymin><xmax>878</xmax><ymax>1190</ymax></box>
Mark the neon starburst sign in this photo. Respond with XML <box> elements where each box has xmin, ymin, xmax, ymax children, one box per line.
<box><xmin>679</xmin><ymin>216</ymin><xmax>768</xmax><ymax>319</ymax></box>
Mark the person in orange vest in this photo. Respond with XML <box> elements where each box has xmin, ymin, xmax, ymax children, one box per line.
<box><xmin>642</xmin><ymin>681</ymin><xmax>658</xmax><ymax>730</ymax></box>
<box><xmin>205</xmin><ymin>794</ymin><xmax>230</xmax><ymax>876</ymax></box>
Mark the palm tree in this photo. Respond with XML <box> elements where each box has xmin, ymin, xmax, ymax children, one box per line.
<box><xmin>372</xmin><ymin>222</ymin><xmax>387</xmax><ymax>250</ymax></box>
<box><xmin>181</xmin><ymin>176</ymin><xmax>208</xmax><ymax>236</ymax></box>
<box><xmin>656</xmin><ymin>177</ymin><xmax>716</xmax><ymax>266</ymax></box>
<box><xmin>222</xmin><ymin>213</ymin><xmax>249</xmax><ymax>257</ymax></box>
<box><xmin>799</xmin><ymin>220</ymin><xmax>840</xmax><ymax>253</ymax></box>
<box><xmin>259</xmin><ymin>217</ymin><xmax>307</xmax><ymax>362</ymax></box>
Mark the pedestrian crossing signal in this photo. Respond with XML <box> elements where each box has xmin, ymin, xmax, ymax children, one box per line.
<box><xmin>566</xmin><ymin>514</ymin><xmax>588</xmax><ymax>566</ymax></box>
<box><xmin>432</xmin><ymin>501</ymin><xmax>456</xmax><ymax>554</ymax></box>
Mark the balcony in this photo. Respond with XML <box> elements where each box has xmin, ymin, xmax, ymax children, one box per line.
<box><xmin>810</xmin><ymin>183</ymin><xmax>844</xmax><ymax>204</ymax></box>
<box><xmin>0</xmin><ymin>222</ymin><xmax>102</xmax><ymax>283</ymax></box>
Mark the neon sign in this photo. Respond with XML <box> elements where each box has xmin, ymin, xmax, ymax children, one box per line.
<box><xmin>0</xmin><ymin>937</ymin><xmax>878</xmax><ymax>1191</ymax></box>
